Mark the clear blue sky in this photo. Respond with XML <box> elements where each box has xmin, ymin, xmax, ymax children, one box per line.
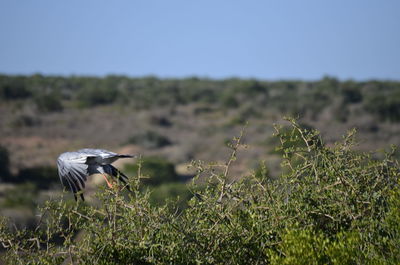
<box><xmin>0</xmin><ymin>0</ymin><xmax>399</xmax><ymax>80</ymax></box>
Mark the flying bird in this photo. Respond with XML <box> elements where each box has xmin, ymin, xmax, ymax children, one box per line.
<box><xmin>57</xmin><ymin>148</ymin><xmax>134</xmax><ymax>201</ymax></box>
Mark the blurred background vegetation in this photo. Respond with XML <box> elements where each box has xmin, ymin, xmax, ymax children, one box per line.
<box><xmin>1</xmin><ymin>74</ymin><xmax>400</xmax><ymax>230</ymax></box>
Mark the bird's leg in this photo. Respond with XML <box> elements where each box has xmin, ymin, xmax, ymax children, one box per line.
<box><xmin>102</xmin><ymin>174</ymin><xmax>114</xmax><ymax>188</ymax></box>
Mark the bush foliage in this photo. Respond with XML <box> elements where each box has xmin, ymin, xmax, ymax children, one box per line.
<box><xmin>127</xmin><ymin>131</ymin><xmax>172</xmax><ymax>149</ymax></box>
<box><xmin>0</xmin><ymin>146</ymin><xmax>10</xmax><ymax>179</ymax></box>
<box><xmin>123</xmin><ymin>157</ymin><xmax>180</xmax><ymax>187</ymax></box>
<box><xmin>1</xmin><ymin>119</ymin><xmax>399</xmax><ymax>264</ymax></box>
<box><xmin>2</xmin><ymin>74</ymin><xmax>400</xmax><ymax>122</ymax></box>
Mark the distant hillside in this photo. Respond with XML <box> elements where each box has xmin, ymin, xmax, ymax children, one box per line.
<box><xmin>1</xmin><ymin>75</ymin><xmax>400</xmax><ymax>169</ymax></box>
<box><xmin>1</xmin><ymin>74</ymin><xmax>400</xmax><ymax>122</ymax></box>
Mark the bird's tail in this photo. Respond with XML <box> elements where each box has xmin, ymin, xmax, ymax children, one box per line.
<box><xmin>103</xmin><ymin>165</ymin><xmax>131</xmax><ymax>192</ymax></box>
<box><xmin>117</xmin><ymin>154</ymin><xmax>135</xmax><ymax>159</ymax></box>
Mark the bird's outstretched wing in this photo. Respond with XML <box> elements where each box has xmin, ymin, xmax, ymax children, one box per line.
<box><xmin>57</xmin><ymin>151</ymin><xmax>94</xmax><ymax>201</ymax></box>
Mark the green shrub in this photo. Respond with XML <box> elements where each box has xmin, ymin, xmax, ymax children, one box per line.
<box><xmin>127</xmin><ymin>131</ymin><xmax>172</xmax><ymax>149</ymax></box>
<box><xmin>0</xmin><ymin>146</ymin><xmax>10</xmax><ymax>179</ymax></box>
<box><xmin>78</xmin><ymin>85</ymin><xmax>118</xmax><ymax>107</ymax></box>
<box><xmin>4</xmin><ymin>166</ymin><xmax>59</xmax><ymax>189</ymax></box>
<box><xmin>221</xmin><ymin>92</ymin><xmax>239</xmax><ymax>108</ymax></box>
<box><xmin>340</xmin><ymin>81</ymin><xmax>363</xmax><ymax>104</ymax></box>
<box><xmin>267</xmin><ymin>122</ymin><xmax>318</xmax><ymax>156</ymax></box>
<box><xmin>268</xmin><ymin>229</ymin><xmax>373</xmax><ymax>264</ymax></box>
<box><xmin>1</xmin><ymin>119</ymin><xmax>399</xmax><ymax>264</ymax></box>
<box><xmin>364</xmin><ymin>91</ymin><xmax>400</xmax><ymax>122</ymax></box>
<box><xmin>1</xmin><ymin>183</ymin><xmax>38</xmax><ymax>208</ymax></box>
<box><xmin>34</xmin><ymin>92</ymin><xmax>63</xmax><ymax>112</ymax></box>
<box><xmin>148</xmin><ymin>182</ymin><xmax>193</xmax><ymax>210</ymax></box>
<box><xmin>0</xmin><ymin>76</ymin><xmax>31</xmax><ymax>100</ymax></box>
<box><xmin>124</xmin><ymin>157</ymin><xmax>180</xmax><ymax>186</ymax></box>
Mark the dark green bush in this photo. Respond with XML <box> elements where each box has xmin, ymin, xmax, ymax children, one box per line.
<box><xmin>124</xmin><ymin>157</ymin><xmax>180</xmax><ymax>186</ymax></box>
<box><xmin>228</xmin><ymin>106</ymin><xmax>262</xmax><ymax>125</ymax></box>
<box><xmin>78</xmin><ymin>85</ymin><xmax>118</xmax><ymax>107</ymax></box>
<box><xmin>1</xmin><ymin>183</ymin><xmax>38</xmax><ymax>208</ymax></box>
<box><xmin>127</xmin><ymin>131</ymin><xmax>172</xmax><ymax>149</ymax></box>
<box><xmin>0</xmin><ymin>120</ymin><xmax>399</xmax><ymax>264</ymax></box>
<box><xmin>364</xmin><ymin>91</ymin><xmax>400</xmax><ymax>122</ymax></box>
<box><xmin>148</xmin><ymin>182</ymin><xmax>193</xmax><ymax>210</ymax></box>
<box><xmin>267</xmin><ymin>122</ymin><xmax>317</xmax><ymax>155</ymax></box>
<box><xmin>0</xmin><ymin>76</ymin><xmax>31</xmax><ymax>100</ymax></box>
<box><xmin>4</xmin><ymin>166</ymin><xmax>59</xmax><ymax>189</ymax></box>
<box><xmin>340</xmin><ymin>81</ymin><xmax>363</xmax><ymax>104</ymax></box>
<box><xmin>0</xmin><ymin>146</ymin><xmax>10</xmax><ymax>179</ymax></box>
<box><xmin>221</xmin><ymin>92</ymin><xmax>239</xmax><ymax>108</ymax></box>
<box><xmin>34</xmin><ymin>92</ymin><xmax>63</xmax><ymax>112</ymax></box>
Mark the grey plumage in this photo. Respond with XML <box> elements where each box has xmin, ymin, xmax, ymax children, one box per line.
<box><xmin>57</xmin><ymin>148</ymin><xmax>134</xmax><ymax>201</ymax></box>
